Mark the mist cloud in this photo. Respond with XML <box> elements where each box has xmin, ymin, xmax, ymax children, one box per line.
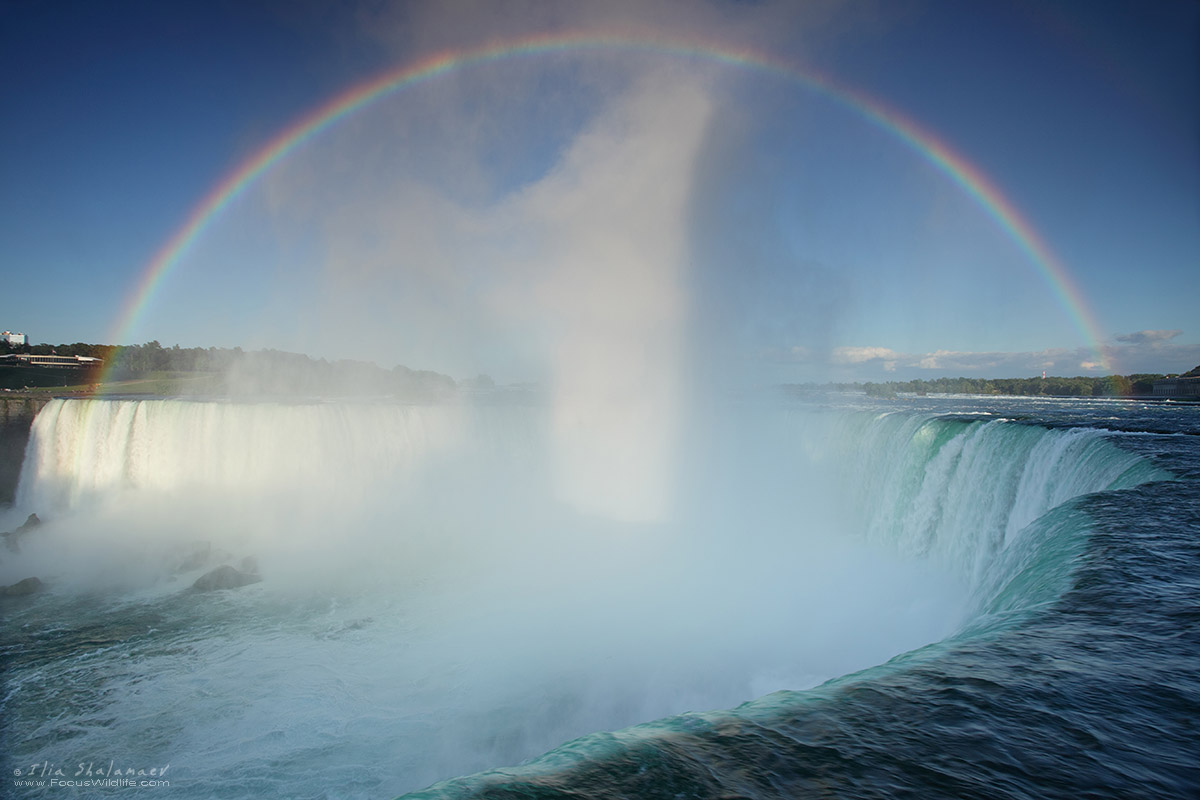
<box><xmin>494</xmin><ymin>70</ymin><xmax>716</xmax><ymax>521</ymax></box>
<box><xmin>259</xmin><ymin>61</ymin><xmax>719</xmax><ymax>518</ymax></box>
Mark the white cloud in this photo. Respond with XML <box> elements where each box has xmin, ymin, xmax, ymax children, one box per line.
<box><xmin>832</xmin><ymin>346</ymin><xmax>900</xmax><ymax>364</ymax></box>
<box><xmin>1114</xmin><ymin>329</ymin><xmax>1182</xmax><ymax>345</ymax></box>
<box><xmin>797</xmin><ymin>339</ymin><xmax>1200</xmax><ymax>379</ymax></box>
<box><xmin>790</xmin><ymin>345</ymin><xmax>814</xmax><ymax>362</ymax></box>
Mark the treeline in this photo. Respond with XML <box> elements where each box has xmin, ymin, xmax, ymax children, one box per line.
<box><xmin>819</xmin><ymin>373</ymin><xmax>1183</xmax><ymax>398</ymax></box>
<box><xmin>0</xmin><ymin>340</ymin><xmax>459</xmax><ymax>399</ymax></box>
<box><xmin>2</xmin><ymin>339</ymin><xmax>249</xmax><ymax>373</ymax></box>
<box><xmin>1</xmin><ymin>340</ymin><xmax>112</xmax><ymax>359</ymax></box>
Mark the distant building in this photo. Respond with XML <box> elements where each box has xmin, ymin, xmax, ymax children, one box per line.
<box><xmin>1153</xmin><ymin>376</ymin><xmax>1200</xmax><ymax>398</ymax></box>
<box><xmin>1</xmin><ymin>331</ymin><xmax>27</xmax><ymax>346</ymax></box>
<box><xmin>0</xmin><ymin>354</ymin><xmax>101</xmax><ymax>368</ymax></box>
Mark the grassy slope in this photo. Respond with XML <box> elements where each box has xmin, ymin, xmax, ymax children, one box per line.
<box><xmin>2</xmin><ymin>371</ymin><xmax>223</xmax><ymax>397</ymax></box>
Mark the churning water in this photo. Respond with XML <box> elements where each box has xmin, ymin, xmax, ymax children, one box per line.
<box><xmin>1</xmin><ymin>394</ymin><xmax>1197</xmax><ymax>799</ymax></box>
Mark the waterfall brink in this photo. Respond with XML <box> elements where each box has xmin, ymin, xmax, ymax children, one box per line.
<box><xmin>13</xmin><ymin>398</ymin><xmax>556</xmax><ymax>596</ymax></box>
<box><xmin>12</xmin><ymin>399</ymin><xmax>1161</xmax><ymax>601</ymax></box>
<box><xmin>19</xmin><ymin>399</ymin><xmax>508</xmax><ymax>510</ymax></box>
<box><xmin>787</xmin><ymin>411</ymin><xmax>1161</xmax><ymax>580</ymax></box>
<box><xmin>1</xmin><ymin>397</ymin><xmax>1166</xmax><ymax>796</ymax></box>
<box><xmin>12</xmin><ymin>399</ymin><xmax>1161</xmax><ymax>600</ymax></box>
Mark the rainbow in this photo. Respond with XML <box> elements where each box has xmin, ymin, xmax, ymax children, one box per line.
<box><xmin>105</xmin><ymin>31</ymin><xmax>1112</xmax><ymax>375</ymax></box>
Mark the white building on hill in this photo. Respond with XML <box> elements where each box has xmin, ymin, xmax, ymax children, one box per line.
<box><xmin>1</xmin><ymin>331</ymin><xmax>27</xmax><ymax>346</ymax></box>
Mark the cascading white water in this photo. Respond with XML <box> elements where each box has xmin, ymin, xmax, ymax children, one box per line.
<box><xmin>0</xmin><ymin>397</ymin><xmax>1161</xmax><ymax>797</ymax></box>
<box><xmin>775</xmin><ymin>409</ymin><xmax>1159</xmax><ymax>582</ymax></box>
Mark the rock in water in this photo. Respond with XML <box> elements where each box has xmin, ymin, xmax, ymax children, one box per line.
<box><xmin>192</xmin><ymin>565</ymin><xmax>261</xmax><ymax>592</ymax></box>
<box><xmin>2</xmin><ymin>512</ymin><xmax>41</xmax><ymax>553</ymax></box>
<box><xmin>1</xmin><ymin>576</ymin><xmax>44</xmax><ymax>597</ymax></box>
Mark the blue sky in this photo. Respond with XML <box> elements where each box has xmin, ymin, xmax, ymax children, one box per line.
<box><xmin>1</xmin><ymin>0</ymin><xmax>1196</xmax><ymax>383</ymax></box>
